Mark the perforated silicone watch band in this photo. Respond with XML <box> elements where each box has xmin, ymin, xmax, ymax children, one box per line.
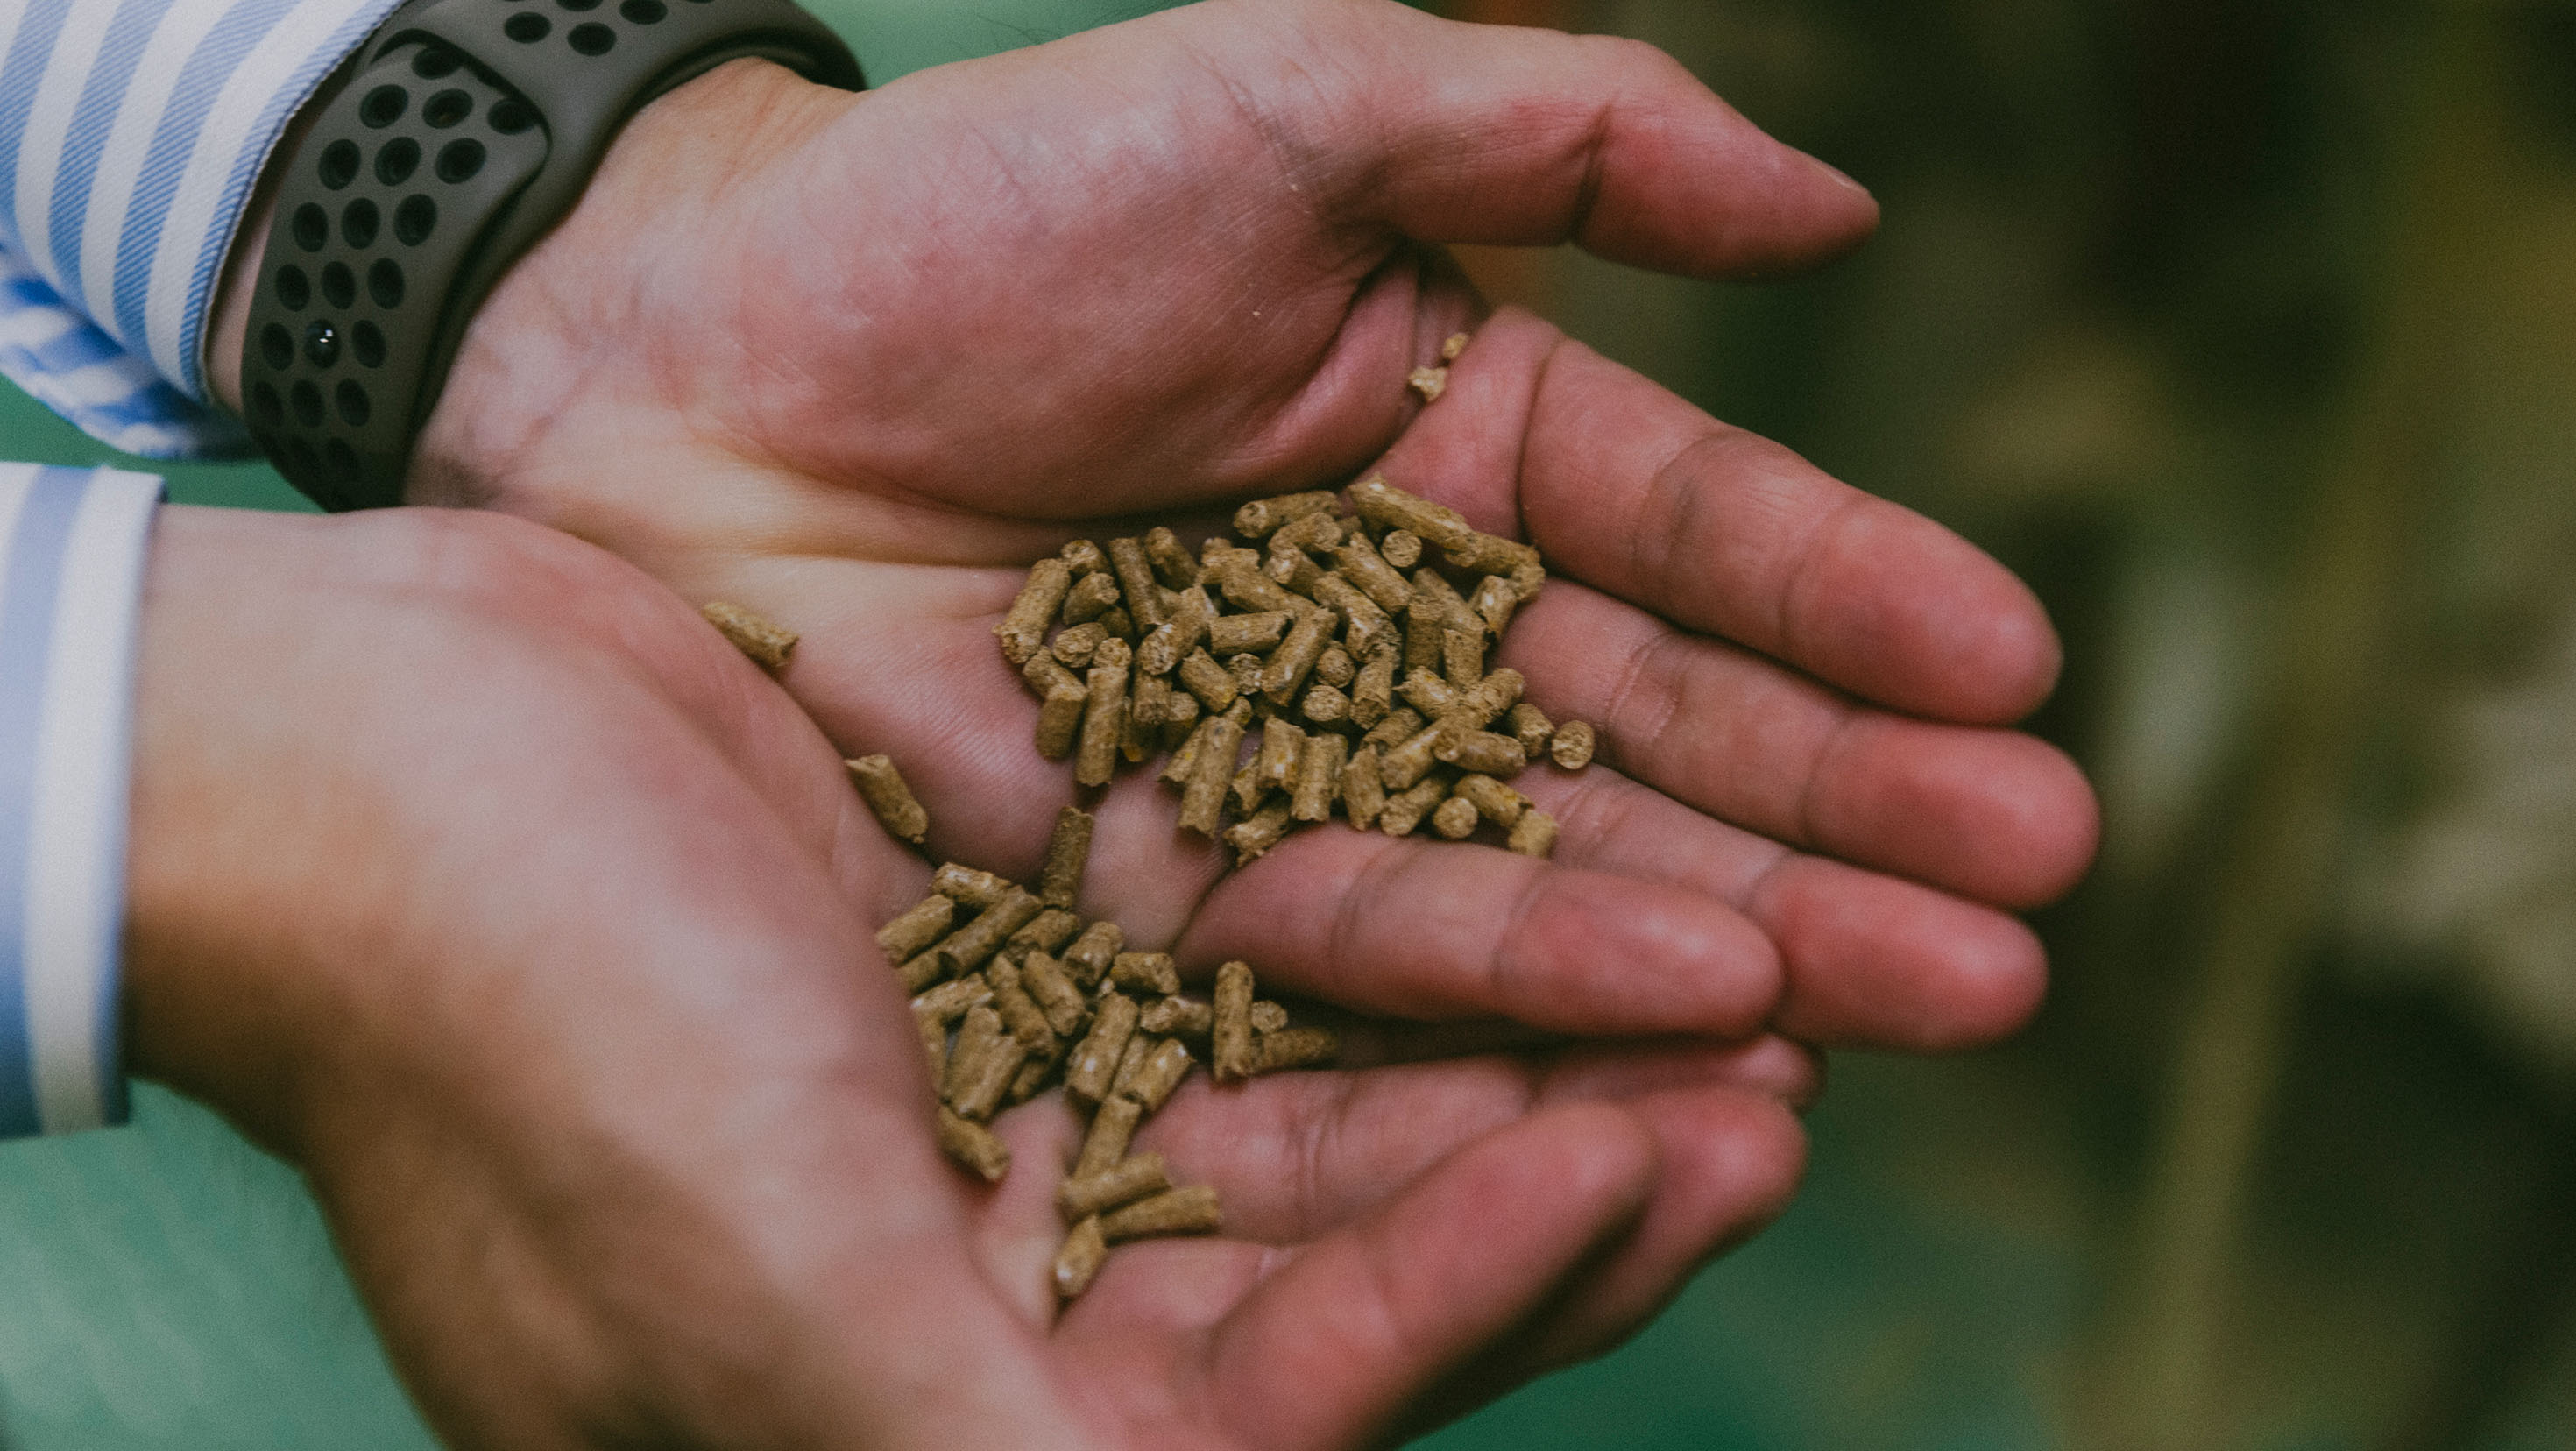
<box><xmin>242</xmin><ymin>0</ymin><xmax>861</xmax><ymax>510</ymax></box>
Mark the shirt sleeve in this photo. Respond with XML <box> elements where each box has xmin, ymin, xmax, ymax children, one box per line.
<box><xmin>0</xmin><ymin>463</ymin><xmax>161</xmax><ymax>1136</ymax></box>
<box><xmin>0</xmin><ymin>0</ymin><xmax>404</xmax><ymax>461</ymax></box>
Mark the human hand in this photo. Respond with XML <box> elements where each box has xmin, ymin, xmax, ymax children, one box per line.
<box><xmin>119</xmin><ymin>505</ymin><xmax>1829</xmax><ymax>1447</ymax></box>
<box><xmin>204</xmin><ymin>0</ymin><xmax>2096</xmax><ymax>1053</ymax></box>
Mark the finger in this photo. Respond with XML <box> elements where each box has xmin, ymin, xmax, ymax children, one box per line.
<box><xmin>1203</xmin><ymin>1102</ymin><xmax>1656</xmax><ymax>1451</ymax></box>
<box><xmin>1155</xmin><ymin>0</ymin><xmax>1879</xmax><ymax>277</ymax></box>
<box><xmin>1176</xmin><ymin>825</ymin><xmax>1782</xmax><ymax>1037</ymax></box>
<box><xmin>1376</xmin><ymin>311</ymin><xmax>2065</xmax><ymax>725</ymax></box>
<box><xmin>1528</xmin><ymin>762</ymin><xmax>2049</xmax><ymax>1050</ymax></box>
<box><xmin>1135</xmin><ymin>1038</ymin><xmax>1820</xmax><ymax>1243</ymax></box>
<box><xmin>1391</xmin><ymin>1086</ymin><xmax>1806</xmax><ymax>1438</ymax></box>
<box><xmin>1503</xmin><ymin>577</ymin><xmax>2099</xmax><ymax>909</ymax></box>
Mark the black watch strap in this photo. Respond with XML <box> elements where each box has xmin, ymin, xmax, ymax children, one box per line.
<box><xmin>242</xmin><ymin>0</ymin><xmax>862</xmax><ymax>510</ymax></box>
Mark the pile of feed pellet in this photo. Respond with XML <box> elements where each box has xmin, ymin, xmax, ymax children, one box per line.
<box><xmin>995</xmin><ymin>472</ymin><xmax>1596</xmax><ymax>861</ymax></box>
<box><xmin>873</xmin><ymin>810</ymin><xmax>1337</xmax><ymax>1299</ymax></box>
<box><xmin>695</xmin><ymin>385</ymin><xmax>1601</xmax><ymax>1303</ymax></box>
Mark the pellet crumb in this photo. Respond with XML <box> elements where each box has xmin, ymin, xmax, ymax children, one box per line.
<box><xmin>1550</xmin><ymin>719</ymin><xmax>1597</xmax><ymax>770</ymax></box>
<box><xmin>846</xmin><ymin>755</ymin><xmax>930</xmax><ymax>844</ymax></box>
<box><xmin>1440</xmin><ymin>331</ymin><xmax>1471</xmax><ymax>363</ymax></box>
<box><xmin>701</xmin><ymin>601</ymin><xmax>797</xmax><ymax>670</ymax></box>
<box><xmin>1407</xmin><ymin>365</ymin><xmax>1449</xmax><ymax>403</ymax></box>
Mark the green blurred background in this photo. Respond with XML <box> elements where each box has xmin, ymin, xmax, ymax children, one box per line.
<box><xmin>7</xmin><ymin>0</ymin><xmax>2576</xmax><ymax>1446</ymax></box>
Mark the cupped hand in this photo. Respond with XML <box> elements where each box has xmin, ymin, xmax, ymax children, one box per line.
<box><xmin>121</xmin><ymin>506</ymin><xmax>1827</xmax><ymax>1447</ymax></box>
<box><xmin>268</xmin><ymin>0</ymin><xmax>2101</xmax><ymax>1052</ymax></box>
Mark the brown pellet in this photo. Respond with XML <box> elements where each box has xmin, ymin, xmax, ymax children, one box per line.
<box><xmin>1214</xmin><ymin>558</ymin><xmax>1301</xmax><ymax>616</ymax></box>
<box><xmin>1262</xmin><ymin>605</ymin><xmax>1334</xmax><ymax>698</ymax></box>
<box><xmin>1106</xmin><ymin>1033</ymin><xmax>1157</xmax><ymax>1103</ymax></box>
<box><xmin>1177</xmin><ymin>648</ymin><xmax>1238</xmax><ymax>714</ymax></box>
<box><xmin>1064</xmin><ymin>992</ymin><xmax>1140</xmax><ymax>1106</ymax></box>
<box><xmin>1061</xmin><ymin>569</ymin><xmax>1121</xmax><ymax>626</ymax></box>
<box><xmin>1162</xmin><ymin>714</ymin><xmax>1211</xmax><ymax>786</ymax></box>
<box><xmin>1213</xmin><ymin>961</ymin><xmax>1256</xmax><ymax>1082</ymax></box>
<box><xmin>1403</xmin><ymin>594</ymin><xmax>1448</xmax><ymax>676</ymax></box>
<box><xmin>1225</xmin><ymin>800</ymin><xmax>1294</xmax><ymax>864</ymax></box>
<box><xmin>1308</xmin><ymin>573</ymin><xmax>1391</xmax><ymax>658</ymax></box>
<box><xmin>1143</xmin><ymin>527</ymin><xmax>1199</xmax><ymax>589</ymax></box>
<box><xmin>896</xmin><ymin>946</ymin><xmax>950</xmax><ymax>994</ymax></box>
<box><xmin>1378</xmin><ymin>529</ymin><xmax>1423</xmax><ymax>570</ymax></box>
<box><xmin>1076</xmin><ymin>1094</ymin><xmax>1143</xmax><ymax>1178</ymax></box>
<box><xmin>932</xmin><ymin>864</ymin><xmax>1012</xmax><ymax>910</ymax></box>
<box><xmin>1100</xmin><ymin>1186</ymin><xmax>1223</xmax><ymax>1242</ymax></box>
<box><xmin>1301</xmin><ymin>683</ymin><xmax>1351</xmax><ymax>727</ymax></box>
<box><xmin>1454</xmin><ymin>773</ymin><xmax>1526</xmax><ymax>827</ymax></box>
<box><xmin>1207</xmin><ymin>610</ymin><xmax>1291</xmax><ymax>655</ymax></box>
<box><xmin>1124</xmin><ymin>1037</ymin><xmax>1195</xmax><ymax>1112</ymax></box>
<box><xmin>703</xmin><ymin>601</ymin><xmax>798</xmax><ymax>670</ymax></box>
<box><xmin>878</xmin><ymin>894</ymin><xmax>956</xmax><ymax>964</ymax></box>
<box><xmin>1380</xmin><ymin>722</ymin><xmax>1445</xmax><ymax>791</ymax></box>
<box><xmin>845</xmin><ymin>755</ymin><xmax>929</xmax><ymax>845</ymax></box>
<box><xmin>938</xmin><ymin>1107</ymin><xmax>1012</xmax><ymax>1183</ymax></box>
<box><xmin>1020</xmin><ymin>952</ymin><xmax>1091</xmax><ymax>1037</ymax></box>
<box><xmin>1060</xmin><ymin>919</ymin><xmax>1124</xmax><ymax>988</ymax></box>
<box><xmin>1023</xmin><ymin>649</ymin><xmax>1082</xmax><ymax>699</ymax></box>
<box><xmin>1469</xmin><ymin>571</ymin><xmax>1523</xmax><ymax>635</ymax></box>
<box><xmin>918</xmin><ymin>1011</ymin><xmax>951</xmax><ymax>1081</ymax></box>
<box><xmin>1249</xmin><ymin>1000</ymin><xmax>1289</xmax><ymax>1034</ymax></box>
<box><xmin>936</xmin><ymin>887</ymin><xmax>1044</xmax><ymax>978</ymax></box>
<box><xmin>1053</xmin><ymin>1216</ymin><xmax>1108</xmax><ymax>1299</ymax></box>
<box><xmin>1507</xmin><ymin>809</ymin><xmax>1560</xmax><ymax>858</ymax></box>
<box><xmin>1438</xmin><ymin>668</ymin><xmax>1525</xmax><ymax>740</ymax></box>
<box><xmin>1233</xmin><ymin>491</ymin><xmax>1340</xmax><ymax>540</ymax></box>
<box><xmin>1378</xmin><ymin>774</ymin><xmax>1450</xmax><ymax>837</ymax></box>
<box><xmin>1271</xmin><ymin>511</ymin><xmax>1343</xmax><ymax>555</ymax></box>
<box><xmin>1058</xmin><ymin>1153</ymin><xmax>1171</xmax><ymax>1222</ymax></box>
<box><xmin>1341</xmin><ymin>746</ymin><xmax>1387</xmax><ymax>829</ymax></box>
<box><xmin>1097</xmin><ymin>606</ymin><xmax>1134</xmax><ymax>641</ymax></box>
<box><xmin>1252</xmin><ymin>1026</ymin><xmax>1341</xmax><ymax>1074</ymax></box>
<box><xmin>911</xmin><ymin>973</ymin><xmax>993</xmax><ymax>1028</ymax></box>
<box><xmin>1332</xmin><ymin>533</ymin><xmax>1413</xmax><ymax>614</ymax></box>
<box><xmin>1441</xmin><ymin>627</ymin><xmax>1486</xmax><ymax>691</ymax></box>
<box><xmin>1005</xmin><ymin>908</ymin><xmax>1083</xmax><ymax>960</ymax></box>
<box><xmin>1313</xmin><ymin>643</ymin><xmax>1356</xmax><ymax>690</ymax></box>
<box><xmin>1443</xmin><ymin>530</ymin><xmax>1541</xmax><ymax>579</ymax></box>
<box><xmin>1075</xmin><ymin>653</ymin><xmax>1130</xmax><ymax>788</ymax></box>
<box><xmin>1040</xmin><ymin>807</ymin><xmax>1093</xmax><ymax>909</ymax></box>
<box><xmin>1138</xmin><ymin>585</ymin><xmax>1213</xmax><ymax>677</ymax></box>
<box><xmin>1178</xmin><ymin>713</ymin><xmax>1247</xmax><ymax>836</ymax></box>
<box><xmin>1550</xmin><ymin>720</ymin><xmax>1597</xmax><ymax>770</ymax></box>
<box><xmin>1292</xmin><ymin>731</ymin><xmax>1348</xmax><ymax>821</ymax></box>
<box><xmin>1362</xmin><ymin>704</ymin><xmax>1426</xmax><ymax>754</ymax></box>
<box><xmin>1508</xmin><ymin>702</ymin><xmax>1556</xmax><ymax>756</ymax></box>
<box><xmin>1407</xmin><ymin>365</ymin><xmax>1448</xmax><ymax>403</ymax></box>
<box><xmin>1228</xmin><ymin>652</ymin><xmax>1266</xmax><ymax>704</ymax></box>
<box><xmin>1037</xmin><ymin>680</ymin><xmax>1089</xmax><ymax>761</ymax></box>
<box><xmin>1051</xmin><ymin>620</ymin><xmax>1109</xmax><ymax>668</ymax></box>
<box><xmin>1350</xmin><ymin>478</ymin><xmax>1475</xmax><ymax>554</ymax></box>
<box><xmin>1008</xmin><ymin>1037</ymin><xmax>1070</xmax><ymax>1106</ymax></box>
<box><xmin>1139</xmin><ymin>995</ymin><xmax>1213</xmax><ymax>1039</ymax></box>
<box><xmin>1254</xmin><ymin>718</ymin><xmax>1306</xmax><ymax>796</ymax></box>
<box><xmin>985</xmin><ymin>956</ymin><xmax>1057</xmax><ymax>1052</ymax></box>
<box><xmin>1111</xmin><ymin>952</ymin><xmax>1183</xmax><ymax>997</ymax></box>
<box><xmin>946</xmin><ymin>1008</ymin><xmax>1027</xmax><ymax>1121</ymax></box>
<box><xmin>1432</xmin><ymin>795</ymin><xmax>1481</xmax><ymax>839</ymax></box>
<box><xmin>1352</xmin><ymin>648</ymin><xmax>1398</xmax><ymax>727</ymax></box>
<box><xmin>1264</xmin><ymin>540</ymin><xmax>1326</xmax><ymax>597</ymax></box>
<box><xmin>1398</xmin><ymin>669</ymin><xmax>1458</xmax><ymax>719</ymax></box>
<box><xmin>1160</xmin><ymin>690</ymin><xmax>1200</xmax><ymax>752</ymax></box>
<box><xmin>1436</xmin><ymin>729</ymin><xmax>1527</xmax><ymax>776</ymax></box>
<box><xmin>1061</xmin><ymin>538</ymin><xmax>1107</xmax><ymax>576</ymax></box>
<box><xmin>1108</xmin><ymin>538</ymin><xmax>1168</xmax><ymax>633</ymax></box>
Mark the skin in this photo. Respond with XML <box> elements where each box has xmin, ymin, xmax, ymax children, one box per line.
<box><xmin>182</xmin><ymin>0</ymin><xmax>2102</xmax><ymax>1443</ymax></box>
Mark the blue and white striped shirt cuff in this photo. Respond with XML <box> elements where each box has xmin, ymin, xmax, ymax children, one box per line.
<box><xmin>0</xmin><ymin>463</ymin><xmax>161</xmax><ymax>1136</ymax></box>
<box><xmin>0</xmin><ymin>0</ymin><xmax>405</xmax><ymax>458</ymax></box>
